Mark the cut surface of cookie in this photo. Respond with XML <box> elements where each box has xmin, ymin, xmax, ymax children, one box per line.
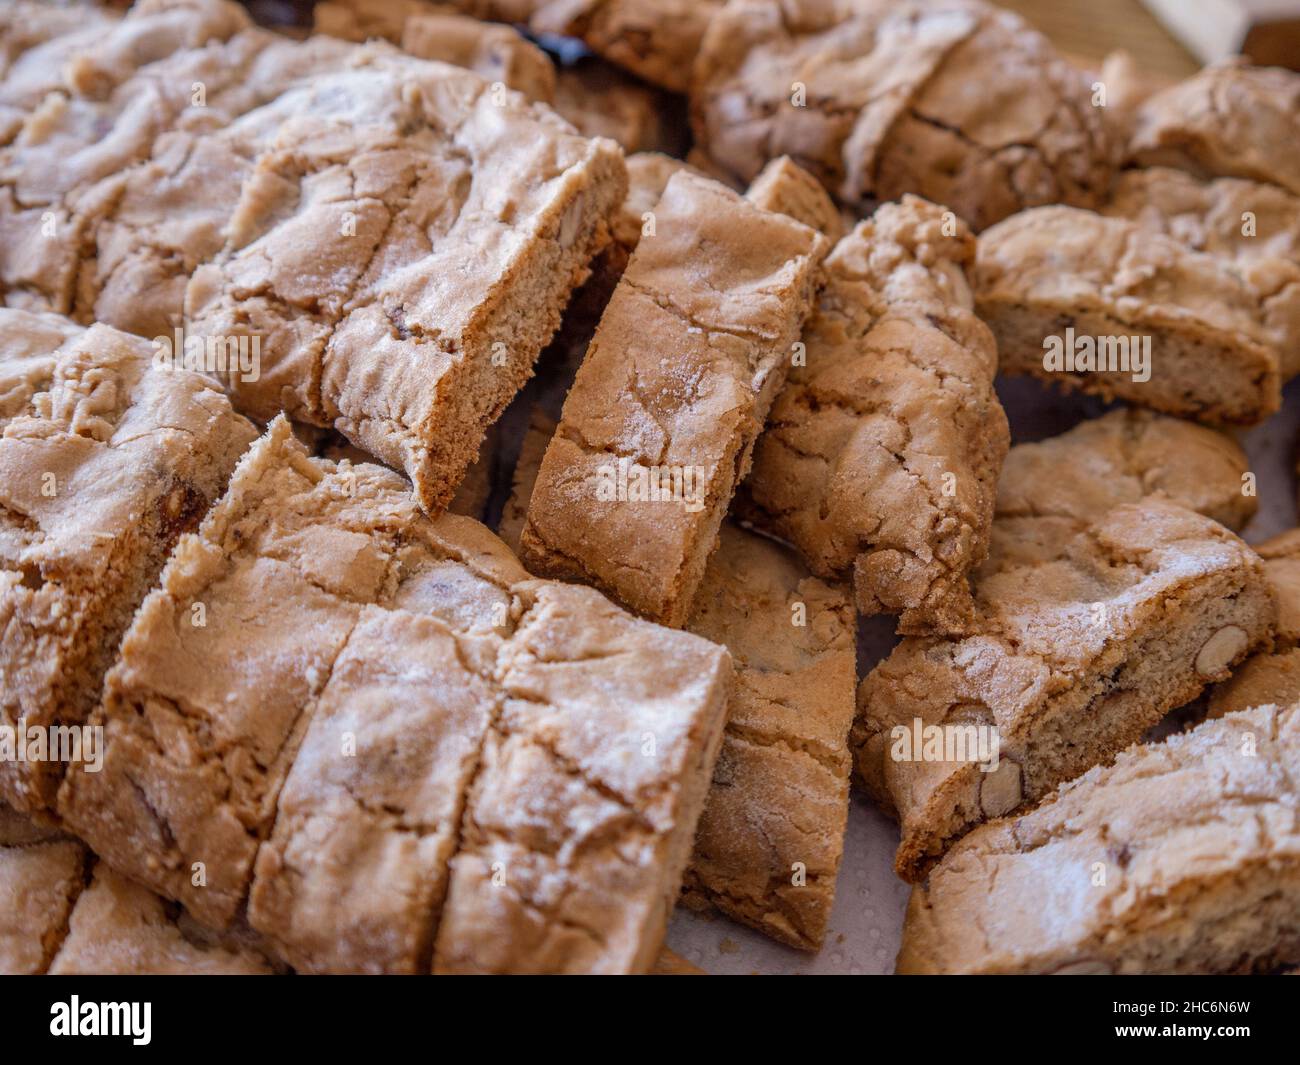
<box><xmin>897</xmin><ymin>702</ymin><xmax>1300</xmax><ymax>974</ymax></box>
<box><xmin>976</xmin><ymin>205</ymin><xmax>1282</xmax><ymax>424</ymax></box>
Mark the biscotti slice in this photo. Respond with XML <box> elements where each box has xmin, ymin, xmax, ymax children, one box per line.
<box><xmin>1129</xmin><ymin>58</ymin><xmax>1300</xmax><ymax>196</ymax></box>
<box><xmin>61</xmin><ymin>417</ymin><xmax>732</xmax><ymax>972</ymax></box>
<box><xmin>317</xmin><ymin>1</ymin><xmax>557</xmax><ymax>101</ymax></box>
<box><xmin>1210</xmin><ymin>528</ymin><xmax>1300</xmax><ymax>719</ymax></box>
<box><xmin>0</xmin><ymin>804</ymin><xmax>87</xmax><ymax>974</ymax></box>
<box><xmin>994</xmin><ymin>406</ymin><xmax>1257</xmax><ymax>533</ymax></box>
<box><xmin>431</xmin><ymin>577</ymin><xmax>732</xmax><ymax>974</ymax></box>
<box><xmin>444</xmin><ymin>0</ymin><xmax>723</xmax><ymax>94</ymax></box>
<box><xmin>740</xmin><ymin>196</ymin><xmax>1007</xmax><ymax>634</ymax></box>
<box><xmin>182</xmin><ymin>58</ymin><xmax>625</xmax><ymax>514</ymax></box>
<box><xmin>896</xmin><ymin>702</ymin><xmax>1300</xmax><ymax>974</ymax></box>
<box><xmin>518</xmin><ymin>169</ymin><xmax>827</xmax><ymax>626</ymax></box>
<box><xmin>854</xmin><ymin>434</ymin><xmax>1272</xmax><ymax>880</ymax></box>
<box><xmin>1103</xmin><ymin>167</ymin><xmax>1300</xmax><ymax>377</ymax></box>
<box><xmin>502</xmin><ymin>408</ymin><xmax>855</xmax><ymax>949</ymax></box>
<box><xmin>975</xmin><ymin>205</ymin><xmax>1282</xmax><ymax>424</ymax></box>
<box><xmin>691</xmin><ymin>0</ymin><xmax>1115</xmax><ymax>231</ymax></box>
<box><xmin>0</xmin><ymin>309</ymin><xmax>257</xmax><ymax>813</ymax></box>
<box><xmin>681</xmin><ymin>523</ymin><xmax>856</xmax><ymax>951</ymax></box>
<box><xmin>50</xmin><ymin>864</ymin><xmax>275</xmax><ymax>975</ymax></box>
<box><xmin>745</xmin><ymin>156</ymin><xmax>845</xmax><ymax>242</ymax></box>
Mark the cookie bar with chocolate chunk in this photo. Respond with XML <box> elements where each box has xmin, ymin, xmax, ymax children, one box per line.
<box><xmin>740</xmin><ymin>196</ymin><xmax>1006</xmax><ymax>634</ymax></box>
<box><xmin>691</xmin><ymin>0</ymin><xmax>1115</xmax><ymax>230</ymax></box>
<box><xmin>0</xmin><ymin>309</ymin><xmax>256</xmax><ymax>813</ymax></box>
<box><xmin>853</xmin><ymin>412</ymin><xmax>1270</xmax><ymax>880</ymax></box>
<box><xmin>897</xmin><ymin>703</ymin><xmax>1300</xmax><ymax>974</ymax></box>
<box><xmin>519</xmin><ymin>170</ymin><xmax>827</xmax><ymax>626</ymax></box>
<box><xmin>975</xmin><ymin>205</ymin><xmax>1282</xmax><ymax>424</ymax></box>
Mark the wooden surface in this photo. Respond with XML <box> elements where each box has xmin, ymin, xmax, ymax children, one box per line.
<box><xmin>996</xmin><ymin>0</ymin><xmax>1201</xmax><ymax>76</ymax></box>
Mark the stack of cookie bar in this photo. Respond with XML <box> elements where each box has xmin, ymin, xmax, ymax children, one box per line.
<box><xmin>0</xmin><ymin>0</ymin><xmax>1297</xmax><ymax>975</ymax></box>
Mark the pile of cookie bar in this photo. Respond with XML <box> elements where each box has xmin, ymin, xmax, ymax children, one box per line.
<box><xmin>0</xmin><ymin>0</ymin><xmax>1297</xmax><ymax>975</ymax></box>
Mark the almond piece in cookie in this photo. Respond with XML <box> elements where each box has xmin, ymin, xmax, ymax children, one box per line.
<box><xmin>853</xmin><ymin>411</ymin><xmax>1270</xmax><ymax>881</ymax></box>
<box><xmin>897</xmin><ymin>703</ymin><xmax>1300</xmax><ymax>974</ymax></box>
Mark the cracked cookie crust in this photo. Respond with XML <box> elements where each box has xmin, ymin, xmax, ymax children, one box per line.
<box><xmin>740</xmin><ymin>195</ymin><xmax>1007</xmax><ymax>634</ymax></box>
<box><xmin>897</xmin><ymin>702</ymin><xmax>1300</xmax><ymax>974</ymax></box>
<box><xmin>59</xmin><ymin>417</ymin><xmax>732</xmax><ymax>973</ymax></box>
<box><xmin>853</xmin><ymin>411</ymin><xmax>1271</xmax><ymax>881</ymax></box>
<box><xmin>690</xmin><ymin>0</ymin><xmax>1116</xmax><ymax>231</ymax></box>
<box><xmin>518</xmin><ymin>169</ymin><xmax>828</xmax><ymax>627</ymax></box>
<box><xmin>1128</xmin><ymin>58</ymin><xmax>1300</xmax><ymax>198</ymax></box>
<box><xmin>975</xmin><ymin>205</ymin><xmax>1282</xmax><ymax>425</ymax></box>
<box><xmin>0</xmin><ymin>308</ymin><xmax>257</xmax><ymax>814</ymax></box>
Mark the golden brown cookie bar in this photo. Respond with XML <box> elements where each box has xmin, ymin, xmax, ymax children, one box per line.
<box><xmin>1210</xmin><ymin>529</ymin><xmax>1300</xmax><ymax>719</ymax></box>
<box><xmin>681</xmin><ymin>524</ymin><xmax>855</xmax><ymax>951</ymax></box>
<box><xmin>317</xmin><ymin>0</ymin><xmax>557</xmax><ymax>101</ymax></box>
<box><xmin>744</xmin><ymin>156</ymin><xmax>844</xmax><ymax>243</ymax></box>
<box><xmin>854</xmin><ymin>414</ymin><xmax>1271</xmax><ymax>881</ymax></box>
<box><xmin>1129</xmin><ymin>58</ymin><xmax>1300</xmax><ymax>197</ymax></box>
<box><xmin>61</xmin><ymin>418</ymin><xmax>731</xmax><ymax>972</ymax></box>
<box><xmin>502</xmin><ymin>411</ymin><xmax>854</xmax><ymax>949</ymax></box>
<box><xmin>1103</xmin><ymin>167</ymin><xmax>1300</xmax><ymax>377</ymax></box>
<box><xmin>0</xmin><ymin>0</ymin><xmax>258</xmax><ymax>310</ymax></box>
<box><xmin>975</xmin><ymin>205</ymin><xmax>1282</xmax><ymax>425</ymax></box>
<box><xmin>691</xmin><ymin>0</ymin><xmax>1115</xmax><ymax>231</ymax></box>
<box><xmin>0</xmin><ymin>309</ymin><xmax>256</xmax><ymax>813</ymax></box>
<box><xmin>50</xmin><ymin>864</ymin><xmax>275</xmax><ymax>975</ymax></box>
<box><xmin>740</xmin><ymin>196</ymin><xmax>1007</xmax><ymax>634</ymax></box>
<box><xmin>897</xmin><ymin>703</ymin><xmax>1300</xmax><ymax>974</ymax></box>
<box><xmin>519</xmin><ymin>170</ymin><xmax>827</xmax><ymax>626</ymax></box>
<box><xmin>994</xmin><ymin>407</ymin><xmax>1257</xmax><ymax>533</ymax></box>
<box><xmin>610</xmin><ymin>153</ymin><xmax>696</xmax><ymax>253</ymax></box>
<box><xmin>445</xmin><ymin>0</ymin><xmax>723</xmax><ymax>93</ymax></box>
<box><xmin>182</xmin><ymin>57</ymin><xmax>624</xmax><ymax>514</ymax></box>
<box><xmin>0</xmin><ymin>805</ymin><xmax>86</xmax><ymax>974</ymax></box>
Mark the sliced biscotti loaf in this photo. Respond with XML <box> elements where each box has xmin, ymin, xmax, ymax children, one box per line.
<box><xmin>0</xmin><ymin>309</ymin><xmax>257</xmax><ymax>813</ymax></box>
<box><xmin>1128</xmin><ymin>58</ymin><xmax>1300</xmax><ymax>197</ymax></box>
<box><xmin>740</xmin><ymin>195</ymin><xmax>1008</xmax><ymax>635</ymax></box>
<box><xmin>896</xmin><ymin>702</ymin><xmax>1300</xmax><ymax>974</ymax></box>
<box><xmin>519</xmin><ymin>170</ymin><xmax>828</xmax><ymax>627</ymax></box>
<box><xmin>1103</xmin><ymin>167</ymin><xmax>1300</xmax><ymax>377</ymax></box>
<box><xmin>690</xmin><ymin>0</ymin><xmax>1115</xmax><ymax>231</ymax></box>
<box><xmin>975</xmin><ymin>205</ymin><xmax>1282</xmax><ymax>424</ymax></box>
<box><xmin>59</xmin><ymin>417</ymin><xmax>732</xmax><ymax>974</ymax></box>
<box><xmin>853</xmin><ymin>411</ymin><xmax>1270</xmax><ymax>881</ymax></box>
<box><xmin>682</xmin><ymin>523</ymin><xmax>856</xmax><ymax>951</ymax></box>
